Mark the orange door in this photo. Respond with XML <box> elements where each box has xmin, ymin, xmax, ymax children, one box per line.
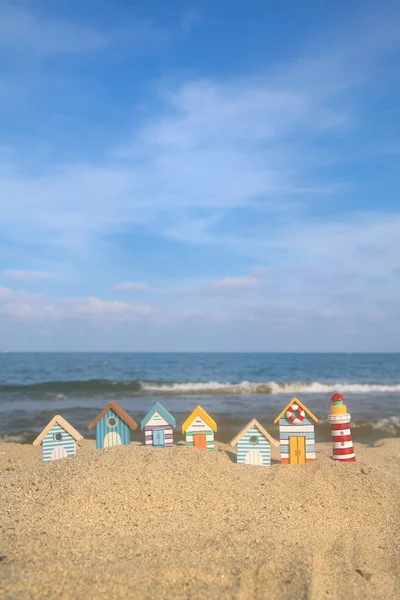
<box><xmin>194</xmin><ymin>434</ymin><xmax>207</xmax><ymax>449</ymax></box>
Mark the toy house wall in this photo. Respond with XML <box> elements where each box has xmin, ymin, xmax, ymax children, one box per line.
<box><xmin>185</xmin><ymin>416</ymin><xmax>214</xmax><ymax>450</ymax></box>
<box><xmin>42</xmin><ymin>423</ymin><xmax>76</xmax><ymax>462</ymax></box>
<box><xmin>144</xmin><ymin>425</ymin><xmax>173</xmax><ymax>446</ymax></box>
<box><xmin>95</xmin><ymin>408</ymin><xmax>130</xmax><ymax>449</ymax></box>
<box><xmin>236</xmin><ymin>426</ymin><xmax>271</xmax><ymax>466</ymax></box>
<box><xmin>278</xmin><ymin>415</ymin><xmax>316</xmax><ymax>462</ymax></box>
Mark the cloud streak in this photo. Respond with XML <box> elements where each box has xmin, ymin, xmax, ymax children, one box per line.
<box><xmin>114</xmin><ymin>281</ymin><xmax>151</xmax><ymax>292</ymax></box>
<box><xmin>0</xmin><ymin>4</ymin><xmax>108</xmax><ymax>56</ymax></box>
<box><xmin>203</xmin><ymin>276</ymin><xmax>259</xmax><ymax>295</ymax></box>
<box><xmin>0</xmin><ymin>287</ymin><xmax>154</xmax><ymax>322</ymax></box>
<box><xmin>3</xmin><ymin>270</ymin><xmax>56</xmax><ymax>283</ymax></box>
<box><xmin>0</xmin><ymin>3</ymin><xmax>171</xmax><ymax>59</ymax></box>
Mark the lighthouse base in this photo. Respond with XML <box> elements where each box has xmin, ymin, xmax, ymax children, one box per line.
<box><xmin>331</xmin><ymin>455</ymin><xmax>356</xmax><ymax>462</ymax></box>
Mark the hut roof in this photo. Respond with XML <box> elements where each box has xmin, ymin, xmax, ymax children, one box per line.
<box><xmin>273</xmin><ymin>397</ymin><xmax>318</xmax><ymax>424</ymax></box>
<box><xmin>141</xmin><ymin>402</ymin><xmax>176</xmax><ymax>429</ymax></box>
<box><xmin>230</xmin><ymin>418</ymin><xmax>279</xmax><ymax>447</ymax></box>
<box><xmin>182</xmin><ymin>406</ymin><xmax>217</xmax><ymax>433</ymax></box>
<box><xmin>88</xmin><ymin>400</ymin><xmax>138</xmax><ymax>431</ymax></box>
<box><xmin>33</xmin><ymin>415</ymin><xmax>83</xmax><ymax>446</ymax></box>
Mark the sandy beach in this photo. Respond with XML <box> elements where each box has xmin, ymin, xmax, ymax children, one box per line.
<box><xmin>1</xmin><ymin>439</ymin><xmax>399</xmax><ymax>599</ymax></box>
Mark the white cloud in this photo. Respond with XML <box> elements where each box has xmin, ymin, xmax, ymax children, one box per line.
<box><xmin>114</xmin><ymin>281</ymin><xmax>151</xmax><ymax>292</ymax></box>
<box><xmin>3</xmin><ymin>270</ymin><xmax>56</xmax><ymax>283</ymax></box>
<box><xmin>1</xmin><ymin>7</ymin><xmax>399</xmax><ymax>257</ymax></box>
<box><xmin>0</xmin><ymin>286</ymin><xmax>59</xmax><ymax>319</ymax></box>
<box><xmin>204</xmin><ymin>276</ymin><xmax>259</xmax><ymax>295</ymax></box>
<box><xmin>0</xmin><ymin>287</ymin><xmax>153</xmax><ymax>322</ymax></box>
<box><xmin>0</xmin><ymin>4</ymin><xmax>108</xmax><ymax>56</ymax></box>
<box><xmin>74</xmin><ymin>297</ymin><xmax>153</xmax><ymax>317</ymax></box>
<box><xmin>0</xmin><ymin>3</ymin><xmax>171</xmax><ymax>59</ymax></box>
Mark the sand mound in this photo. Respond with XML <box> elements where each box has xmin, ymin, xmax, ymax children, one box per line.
<box><xmin>1</xmin><ymin>440</ymin><xmax>399</xmax><ymax>599</ymax></box>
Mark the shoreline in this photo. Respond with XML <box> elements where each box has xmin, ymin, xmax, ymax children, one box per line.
<box><xmin>1</xmin><ymin>439</ymin><xmax>400</xmax><ymax>599</ymax></box>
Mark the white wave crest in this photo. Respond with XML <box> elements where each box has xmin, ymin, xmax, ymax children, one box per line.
<box><xmin>268</xmin><ymin>382</ymin><xmax>400</xmax><ymax>394</ymax></box>
<box><xmin>139</xmin><ymin>380</ymin><xmax>400</xmax><ymax>395</ymax></box>
<box><xmin>371</xmin><ymin>416</ymin><xmax>400</xmax><ymax>434</ymax></box>
<box><xmin>140</xmin><ymin>380</ymin><xmax>270</xmax><ymax>394</ymax></box>
<box><xmin>0</xmin><ymin>433</ymin><xmax>30</xmax><ymax>443</ymax></box>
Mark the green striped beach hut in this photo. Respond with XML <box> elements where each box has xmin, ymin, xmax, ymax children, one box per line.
<box><xmin>182</xmin><ymin>406</ymin><xmax>217</xmax><ymax>451</ymax></box>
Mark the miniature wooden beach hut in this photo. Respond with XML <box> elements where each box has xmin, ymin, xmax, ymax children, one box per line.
<box><xmin>141</xmin><ymin>402</ymin><xmax>176</xmax><ymax>447</ymax></box>
<box><xmin>182</xmin><ymin>406</ymin><xmax>217</xmax><ymax>451</ymax></box>
<box><xmin>88</xmin><ymin>400</ymin><xmax>138</xmax><ymax>449</ymax></box>
<box><xmin>33</xmin><ymin>415</ymin><xmax>83</xmax><ymax>462</ymax></box>
<box><xmin>274</xmin><ymin>397</ymin><xmax>318</xmax><ymax>464</ymax></box>
<box><xmin>230</xmin><ymin>418</ymin><xmax>279</xmax><ymax>466</ymax></box>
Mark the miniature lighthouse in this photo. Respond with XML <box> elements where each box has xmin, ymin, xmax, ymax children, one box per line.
<box><xmin>328</xmin><ymin>393</ymin><xmax>356</xmax><ymax>462</ymax></box>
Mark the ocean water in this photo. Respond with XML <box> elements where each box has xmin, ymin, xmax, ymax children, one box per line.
<box><xmin>0</xmin><ymin>352</ymin><xmax>399</xmax><ymax>443</ymax></box>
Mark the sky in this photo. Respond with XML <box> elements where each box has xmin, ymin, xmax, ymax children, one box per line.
<box><xmin>0</xmin><ymin>0</ymin><xmax>400</xmax><ymax>352</ymax></box>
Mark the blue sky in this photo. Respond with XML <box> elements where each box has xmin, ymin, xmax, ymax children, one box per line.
<box><xmin>0</xmin><ymin>0</ymin><xmax>400</xmax><ymax>351</ymax></box>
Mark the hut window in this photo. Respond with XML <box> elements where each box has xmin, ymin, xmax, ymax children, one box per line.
<box><xmin>54</xmin><ymin>432</ymin><xmax>62</xmax><ymax>441</ymax></box>
<box><xmin>107</xmin><ymin>416</ymin><xmax>117</xmax><ymax>428</ymax></box>
<box><xmin>249</xmin><ymin>436</ymin><xmax>258</xmax><ymax>445</ymax></box>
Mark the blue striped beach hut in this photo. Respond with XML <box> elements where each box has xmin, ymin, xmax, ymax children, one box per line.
<box><xmin>141</xmin><ymin>402</ymin><xmax>176</xmax><ymax>447</ymax></box>
<box><xmin>88</xmin><ymin>400</ymin><xmax>138</xmax><ymax>449</ymax></box>
<box><xmin>33</xmin><ymin>415</ymin><xmax>83</xmax><ymax>462</ymax></box>
<box><xmin>274</xmin><ymin>397</ymin><xmax>318</xmax><ymax>465</ymax></box>
<box><xmin>230</xmin><ymin>418</ymin><xmax>278</xmax><ymax>466</ymax></box>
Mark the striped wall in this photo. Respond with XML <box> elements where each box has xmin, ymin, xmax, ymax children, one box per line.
<box><xmin>42</xmin><ymin>423</ymin><xmax>76</xmax><ymax>462</ymax></box>
<box><xmin>236</xmin><ymin>426</ymin><xmax>271</xmax><ymax>466</ymax></box>
<box><xmin>278</xmin><ymin>415</ymin><xmax>316</xmax><ymax>463</ymax></box>
<box><xmin>185</xmin><ymin>430</ymin><xmax>214</xmax><ymax>451</ymax></box>
<box><xmin>95</xmin><ymin>408</ymin><xmax>130</xmax><ymax>449</ymax></box>
<box><xmin>144</xmin><ymin>425</ymin><xmax>174</xmax><ymax>447</ymax></box>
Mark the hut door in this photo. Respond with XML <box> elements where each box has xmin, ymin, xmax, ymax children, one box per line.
<box><xmin>289</xmin><ymin>436</ymin><xmax>306</xmax><ymax>464</ymax></box>
<box><xmin>194</xmin><ymin>434</ymin><xmax>207</xmax><ymax>449</ymax></box>
<box><xmin>104</xmin><ymin>432</ymin><xmax>122</xmax><ymax>447</ymax></box>
<box><xmin>153</xmin><ymin>429</ymin><xmax>165</xmax><ymax>447</ymax></box>
<box><xmin>51</xmin><ymin>446</ymin><xmax>68</xmax><ymax>461</ymax></box>
<box><xmin>245</xmin><ymin>449</ymin><xmax>263</xmax><ymax>465</ymax></box>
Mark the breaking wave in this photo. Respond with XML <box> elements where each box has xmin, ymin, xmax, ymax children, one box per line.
<box><xmin>140</xmin><ymin>381</ymin><xmax>400</xmax><ymax>395</ymax></box>
<box><xmin>1</xmin><ymin>379</ymin><xmax>400</xmax><ymax>397</ymax></box>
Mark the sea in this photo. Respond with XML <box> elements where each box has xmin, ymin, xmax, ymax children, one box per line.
<box><xmin>0</xmin><ymin>352</ymin><xmax>399</xmax><ymax>444</ymax></box>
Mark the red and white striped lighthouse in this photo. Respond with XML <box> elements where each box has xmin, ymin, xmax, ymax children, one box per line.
<box><xmin>328</xmin><ymin>393</ymin><xmax>356</xmax><ymax>462</ymax></box>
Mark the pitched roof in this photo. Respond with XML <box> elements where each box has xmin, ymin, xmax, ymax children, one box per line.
<box><xmin>33</xmin><ymin>415</ymin><xmax>83</xmax><ymax>446</ymax></box>
<box><xmin>274</xmin><ymin>397</ymin><xmax>318</xmax><ymax>424</ymax></box>
<box><xmin>230</xmin><ymin>418</ymin><xmax>279</xmax><ymax>447</ymax></box>
<box><xmin>141</xmin><ymin>402</ymin><xmax>176</xmax><ymax>429</ymax></box>
<box><xmin>88</xmin><ymin>400</ymin><xmax>138</xmax><ymax>431</ymax></box>
<box><xmin>182</xmin><ymin>405</ymin><xmax>217</xmax><ymax>433</ymax></box>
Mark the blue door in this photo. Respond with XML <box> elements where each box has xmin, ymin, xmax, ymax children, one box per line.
<box><xmin>153</xmin><ymin>429</ymin><xmax>165</xmax><ymax>447</ymax></box>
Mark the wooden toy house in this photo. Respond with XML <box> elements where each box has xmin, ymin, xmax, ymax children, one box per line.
<box><xmin>182</xmin><ymin>406</ymin><xmax>217</xmax><ymax>451</ymax></box>
<box><xmin>88</xmin><ymin>400</ymin><xmax>138</xmax><ymax>449</ymax></box>
<box><xmin>274</xmin><ymin>397</ymin><xmax>318</xmax><ymax>464</ymax></box>
<box><xmin>141</xmin><ymin>402</ymin><xmax>176</xmax><ymax>447</ymax></box>
<box><xmin>33</xmin><ymin>415</ymin><xmax>83</xmax><ymax>462</ymax></box>
<box><xmin>230</xmin><ymin>418</ymin><xmax>279</xmax><ymax>466</ymax></box>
